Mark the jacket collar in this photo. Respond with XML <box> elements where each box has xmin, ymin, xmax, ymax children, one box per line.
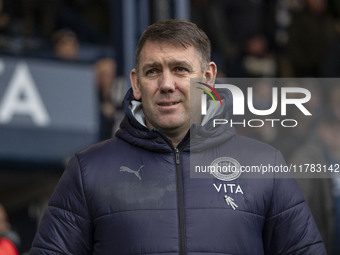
<box><xmin>115</xmin><ymin>88</ymin><xmax>236</xmax><ymax>152</ymax></box>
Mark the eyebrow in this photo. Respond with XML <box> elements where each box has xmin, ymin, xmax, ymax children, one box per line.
<box><xmin>141</xmin><ymin>60</ymin><xmax>192</xmax><ymax>73</ymax></box>
<box><xmin>142</xmin><ymin>62</ymin><xmax>162</xmax><ymax>73</ymax></box>
<box><xmin>168</xmin><ymin>61</ymin><xmax>192</xmax><ymax>70</ymax></box>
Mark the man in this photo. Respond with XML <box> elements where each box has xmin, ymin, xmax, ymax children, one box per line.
<box><xmin>290</xmin><ymin>112</ymin><xmax>340</xmax><ymax>254</ymax></box>
<box><xmin>31</xmin><ymin>20</ymin><xmax>326</xmax><ymax>254</ymax></box>
<box><xmin>94</xmin><ymin>57</ymin><xmax>117</xmax><ymax>140</ymax></box>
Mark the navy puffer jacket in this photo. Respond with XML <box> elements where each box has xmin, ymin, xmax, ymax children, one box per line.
<box><xmin>31</xmin><ymin>88</ymin><xmax>326</xmax><ymax>255</ymax></box>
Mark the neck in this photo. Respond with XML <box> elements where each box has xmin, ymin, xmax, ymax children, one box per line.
<box><xmin>156</xmin><ymin>126</ymin><xmax>189</xmax><ymax>148</ymax></box>
<box><xmin>144</xmin><ymin>117</ymin><xmax>189</xmax><ymax>148</ymax></box>
<box><xmin>163</xmin><ymin>131</ymin><xmax>186</xmax><ymax>148</ymax></box>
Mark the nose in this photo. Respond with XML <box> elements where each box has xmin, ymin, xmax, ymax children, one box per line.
<box><xmin>159</xmin><ymin>70</ymin><xmax>175</xmax><ymax>94</ymax></box>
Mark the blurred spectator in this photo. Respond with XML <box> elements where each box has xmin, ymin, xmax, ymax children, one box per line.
<box><xmin>228</xmin><ymin>34</ymin><xmax>277</xmax><ymax>77</ymax></box>
<box><xmin>191</xmin><ymin>0</ymin><xmax>289</xmax><ymax>76</ymax></box>
<box><xmin>94</xmin><ymin>57</ymin><xmax>117</xmax><ymax>140</ymax></box>
<box><xmin>287</xmin><ymin>0</ymin><xmax>336</xmax><ymax>77</ymax></box>
<box><xmin>0</xmin><ymin>0</ymin><xmax>10</xmax><ymax>34</ymax></box>
<box><xmin>321</xmin><ymin>0</ymin><xmax>340</xmax><ymax>77</ymax></box>
<box><xmin>22</xmin><ymin>0</ymin><xmax>59</xmax><ymax>40</ymax></box>
<box><xmin>289</xmin><ymin>112</ymin><xmax>340</xmax><ymax>255</ymax></box>
<box><xmin>56</xmin><ymin>0</ymin><xmax>109</xmax><ymax>44</ymax></box>
<box><xmin>267</xmin><ymin>0</ymin><xmax>291</xmax><ymax>49</ymax></box>
<box><xmin>285</xmin><ymin>0</ymin><xmax>305</xmax><ymax>11</ymax></box>
<box><xmin>0</xmin><ymin>204</ymin><xmax>20</xmax><ymax>255</ymax></box>
<box><xmin>251</xmin><ymin>79</ymin><xmax>277</xmax><ymax>110</ymax></box>
<box><xmin>52</xmin><ymin>29</ymin><xmax>79</xmax><ymax>60</ymax></box>
<box><xmin>191</xmin><ymin>0</ymin><xmax>265</xmax><ymax>75</ymax></box>
<box><xmin>237</xmin><ymin>79</ymin><xmax>280</xmax><ymax>143</ymax></box>
<box><xmin>269</xmin><ymin>80</ymin><xmax>323</xmax><ymax>159</ymax></box>
<box><xmin>275</xmin><ymin>110</ymin><xmax>312</xmax><ymax>158</ymax></box>
<box><xmin>0</xmin><ymin>0</ymin><xmax>14</xmax><ymax>51</ymax></box>
<box><xmin>303</xmin><ymin>80</ymin><xmax>324</xmax><ymax>119</ymax></box>
<box><xmin>329</xmin><ymin>85</ymin><xmax>340</xmax><ymax>119</ymax></box>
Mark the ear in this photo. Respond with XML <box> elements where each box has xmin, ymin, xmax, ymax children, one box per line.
<box><xmin>204</xmin><ymin>61</ymin><xmax>217</xmax><ymax>86</ymax></box>
<box><xmin>130</xmin><ymin>68</ymin><xmax>141</xmax><ymax>100</ymax></box>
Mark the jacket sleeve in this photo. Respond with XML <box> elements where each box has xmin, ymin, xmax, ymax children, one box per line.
<box><xmin>262</xmin><ymin>150</ymin><xmax>327</xmax><ymax>255</ymax></box>
<box><xmin>30</xmin><ymin>156</ymin><xmax>93</xmax><ymax>255</ymax></box>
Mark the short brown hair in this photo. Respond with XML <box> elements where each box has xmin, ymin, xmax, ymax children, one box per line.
<box><xmin>135</xmin><ymin>19</ymin><xmax>211</xmax><ymax>72</ymax></box>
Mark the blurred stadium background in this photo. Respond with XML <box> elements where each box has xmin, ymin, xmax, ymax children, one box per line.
<box><xmin>0</xmin><ymin>0</ymin><xmax>340</xmax><ymax>254</ymax></box>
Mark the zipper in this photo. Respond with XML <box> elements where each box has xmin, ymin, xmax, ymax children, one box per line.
<box><xmin>175</xmin><ymin>148</ymin><xmax>186</xmax><ymax>255</ymax></box>
<box><xmin>175</xmin><ymin>148</ymin><xmax>180</xmax><ymax>164</ymax></box>
<box><xmin>153</xmin><ymin>129</ymin><xmax>188</xmax><ymax>254</ymax></box>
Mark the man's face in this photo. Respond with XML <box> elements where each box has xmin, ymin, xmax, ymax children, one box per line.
<box><xmin>130</xmin><ymin>41</ymin><xmax>216</xmax><ymax>137</ymax></box>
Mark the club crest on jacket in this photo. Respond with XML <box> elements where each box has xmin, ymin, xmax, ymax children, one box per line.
<box><xmin>210</xmin><ymin>157</ymin><xmax>242</xmax><ymax>181</ymax></box>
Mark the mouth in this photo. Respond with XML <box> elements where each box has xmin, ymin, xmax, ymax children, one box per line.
<box><xmin>156</xmin><ymin>101</ymin><xmax>181</xmax><ymax>111</ymax></box>
<box><xmin>158</xmin><ymin>102</ymin><xmax>180</xmax><ymax>106</ymax></box>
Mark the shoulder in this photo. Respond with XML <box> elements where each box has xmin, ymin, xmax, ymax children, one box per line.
<box><xmin>228</xmin><ymin>134</ymin><xmax>284</xmax><ymax>165</ymax></box>
<box><xmin>73</xmin><ymin>136</ymin><xmax>155</xmax><ymax>179</ymax></box>
<box><xmin>76</xmin><ymin>137</ymin><xmax>133</xmax><ymax>162</ymax></box>
<box><xmin>69</xmin><ymin>138</ymin><xmax>133</xmax><ymax>176</ymax></box>
<box><xmin>77</xmin><ymin>138</ymin><xmax>117</xmax><ymax>157</ymax></box>
<box><xmin>232</xmin><ymin>134</ymin><xmax>277</xmax><ymax>152</ymax></box>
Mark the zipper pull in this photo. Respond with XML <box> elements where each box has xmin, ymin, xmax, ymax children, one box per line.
<box><xmin>175</xmin><ymin>148</ymin><xmax>180</xmax><ymax>165</ymax></box>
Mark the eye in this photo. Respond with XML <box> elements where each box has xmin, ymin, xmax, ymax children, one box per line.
<box><xmin>145</xmin><ymin>68</ymin><xmax>159</xmax><ymax>76</ymax></box>
<box><xmin>174</xmin><ymin>67</ymin><xmax>189</xmax><ymax>73</ymax></box>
